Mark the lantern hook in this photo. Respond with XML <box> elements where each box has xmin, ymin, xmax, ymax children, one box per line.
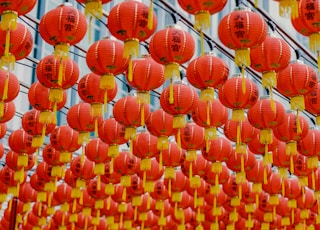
<box><xmin>295</xmin><ymin>49</ymin><xmax>301</xmax><ymax>60</ymax></box>
<box><xmin>235</xmin><ymin>0</ymin><xmax>242</xmax><ymax>7</ymax></box>
<box><xmin>267</xmin><ymin>20</ymin><xmax>276</xmax><ymax>32</ymax></box>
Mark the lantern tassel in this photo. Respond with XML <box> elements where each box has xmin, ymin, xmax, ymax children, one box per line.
<box><xmin>290</xmin><ymin>154</ymin><xmax>294</xmax><ymax>174</ymax></box>
<box><xmin>104</xmin><ymin>90</ymin><xmax>108</xmax><ymax>113</ymax></box>
<box><xmin>177</xmin><ymin>128</ymin><xmax>181</xmax><ymax>149</ymax></box>
<box><xmin>141</xmin><ymin>103</ymin><xmax>145</xmax><ymax>126</ymax></box>
<box><xmin>122</xmin><ymin>187</ymin><xmax>127</xmax><ymax>201</ymax></box>
<box><xmin>165</xmin><ymin>63</ymin><xmax>179</xmax><ymax>80</ymax></box>
<box><xmin>128</xmin><ymin>57</ymin><xmax>133</xmax><ymax>82</ymax></box>
<box><xmin>2</xmin><ymin>73</ymin><xmax>9</xmax><ymax>101</ymax></box>
<box><xmin>169</xmin><ymin>78</ymin><xmax>174</xmax><ymax>104</ymax></box>
<box><xmin>159</xmin><ymin>150</ymin><xmax>163</xmax><ymax>170</ymax></box>
<box><xmin>124</xmin><ymin>40</ymin><xmax>139</xmax><ymax>58</ymax></box>
<box><xmin>100</xmin><ymin>74</ymin><xmax>115</xmax><ymax>90</ymax></box>
<box><xmin>236</xmin><ymin>122</ymin><xmax>241</xmax><ymax>145</ymax></box>
<box><xmin>235</xmin><ymin>48</ymin><xmax>250</xmax><ymax>67</ymax></box>
<box><xmin>148</xmin><ymin>0</ymin><xmax>153</xmax><ymax>30</ymax></box>
<box><xmin>0</xmin><ymin>102</ymin><xmax>3</xmax><ymax>118</ymax></box>
<box><xmin>206</xmin><ymin>101</ymin><xmax>211</xmax><ymax>126</ymax></box>
<box><xmin>195</xmin><ymin>11</ymin><xmax>210</xmax><ymax>31</ymax></box>
<box><xmin>200</xmin><ymin>30</ymin><xmax>204</xmax><ymax>56</ymax></box>
<box><xmin>189</xmin><ymin>163</ymin><xmax>193</xmax><ymax>181</ymax></box>
<box><xmin>168</xmin><ymin>178</ymin><xmax>172</xmax><ymax>197</ymax></box>
<box><xmin>85</xmin><ymin>1</ymin><xmax>103</xmax><ymax>19</ymax></box>
<box><xmin>296</xmin><ymin>111</ymin><xmax>302</xmax><ymax>134</ymax></box>
<box><xmin>194</xmin><ymin>188</ymin><xmax>198</xmax><ymax>208</ymax></box>
<box><xmin>241</xmin><ymin>66</ymin><xmax>246</xmax><ymax>94</ymax></box>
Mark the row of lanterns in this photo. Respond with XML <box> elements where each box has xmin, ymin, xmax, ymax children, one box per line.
<box><xmin>0</xmin><ymin>0</ymin><xmax>318</xmax><ymax>230</ymax></box>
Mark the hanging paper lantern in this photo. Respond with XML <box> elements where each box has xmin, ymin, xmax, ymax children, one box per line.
<box><xmin>177</xmin><ymin>0</ymin><xmax>227</xmax><ymax>30</ymax></box>
<box><xmin>113</xmin><ymin>95</ymin><xmax>150</xmax><ymax>142</ymax></box>
<box><xmin>0</xmin><ymin>123</ymin><xmax>6</xmax><ymax>138</ymax></box>
<box><xmin>305</xmin><ymin>83</ymin><xmax>320</xmax><ymax>126</ymax></box>
<box><xmin>0</xmin><ymin>101</ymin><xmax>15</xmax><ymax>122</ymax></box>
<box><xmin>22</xmin><ymin>110</ymin><xmax>56</xmax><ymax>148</ymax></box>
<box><xmin>50</xmin><ymin>125</ymin><xmax>81</xmax><ymax>164</ymax></box>
<box><xmin>192</xmin><ymin>98</ymin><xmax>228</xmax><ymax>151</ymax></box>
<box><xmin>248</xmin><ymin>130</ymin><xmax>280</xmax><ymax>157</ymax></box>
<box><xmin>28</xmin><ymin>81</ymin><xmax>67</xmax><ymax>124</ymax></box>
<box><xmin>272</xmin><ymin>111</ymin><xmax>309</xmax><ymax>174</ymax></box>
<box><xmin>0</xmin><ymin>165</ymin><xmax>26</xmax><ymax>196</ymax></box>
<box><xmin>36</xmin><ymin>54</ymin><xmax>79</xmax><ymax>111</ymax></box>
<box><xmin>6</xmin><ymin>150</ymin><xmax>34</xmax><ymax>172</ymax></box>
<box><xmin>145</xmin><ymin>108</ymin><xmax>176</xmax><ymax>153</ymax></box>
<box><xmin>283</xmin><ymin>177</ymin><xmax>302</xmax><ymax>223</ymax></box>
<box><xmin>178</xmin><ymin>122</ymin><xmax>205</xmax><ymax>179</ymax></box>
<box><xmin>250</xmin><ymin>34</ymin><xmax>291</xmax><ymax>103</ymax></box>
<box><xmin>298</xmin><ymin>129</ymin><xmax>320</xmax><ymax>190</ymax></box>
<box><xmin>125</xmin><ymin>54</ymin><xmax>165</xmax><ymax>103</ymax></box>
<box><xmin>137</xmin><ymin>158</ymin><xmax>163</xmax><ymax>194</ymax></box>
<box><xmin>273</xmin><ymin>0</ymin><xmax>299</xmax><ymax>18</ymax></box>
<box><xmin>39</xmin><ymin>3</ymin><xmax>87</xmax><ymax>58</ymax></box>
<box><xmin>277</xmin><ymin>60</ymin><xmax>318</xmax><ymax>114</ymax></box>
<box><xmin>219</xmin><ymin>74</ymin><xmax>259</xmax><ymax>122</ymax></box>
<box><xmin>42</xmin><ymin>144</ymin><xmax>64</xmax><ymax>167</ymax></box>
<box><xmin>218</xmin><ymin>6</ymin><xmax>267</xmax><ymax>75</ymax></box>
<box><xmin>85</xmin><ymin>138</ymin><xmax>110</xmax><ymax>190</ymax></box>
<box><xmin>247</xmin><ymin>96</ymin><xmax>285</xmax><ymax>165</ymax></box>
<box><xmin>292</xmin><ymin>0</ymin><xmax>320</xmax><ymax>69</ymax></box>
<box><xmin>132</xmin><ymin>131</ymin><xmax>159</xmax><ymax>159</ymax></box>
<box><xmin>160</xmin><ymin>82</ymin><xmax>199</xmax><ymax>147</ymax></box>
<box><xmin>78</xmin><ymin>72</ymin><xmax>118</xmax><ymax>117</ymax></box>
<box><xmin>149</xmin><ymin>25</ymin><xmax>195</xmax><ymax>84</ymax></box>
<box><xmin>187</xmin><ymin>52</ymin><xmax>229</xmax><ymax>101</ymax></box>
<box><xmin>181</xmin><ymin>153</ymin><xmax>209</xmax><ymax>179</ymax></box>
<box><xmin>0</xmin><ymin>21</ymin><xmax>33</xmax><ymax>69</ymax></box>
<box><xmin>70</xmin><ymin>156</ymin><xmax>95</xmax><ymax>184</ymax></box>
<box><xmin>107</xmin><ymin>0</ymin><xmax>157</xmax><ymax>59</ymax></box>
<box><xmin>8</xmin><ymin>129</ymin><xmax>36</xmax><ymax>155</ymax></box>
<box><xmin>98</xmin><ymin>117</ymin><xmax>128</xmax><ymax>172</ymax></box>
<box><xmin>226</xmin><ymin>149</ymin><xmax>257</xmax><ymax>175</ymax></box>
<box><xmin>223</xmin><ymin>174</ymin><xmax>250</xmax><ymax>200</ymax></box>
<box><xmin>86</xmin><ymin>37</ymin><xmax>129</xmax><ymax>90</ymax></box>
<box><xmin>293</xmin><ymin>153</ymin><xmax>313</xmax><ymax>196</ymax></box>
<box><xmin>67</xmin><ymin>102</ymin><xmax>103</xmax><ymax>145</ymax></box>
<box><xmin>0</xmin><ymin>69</ymin><xmax>19</xmax><ymax>106</ymax></box>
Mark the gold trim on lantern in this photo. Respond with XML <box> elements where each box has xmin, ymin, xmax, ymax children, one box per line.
<box><xmin>1</xmin><ymin>10</ymin><xmax>18</xmax><ymax>31</ymax></box>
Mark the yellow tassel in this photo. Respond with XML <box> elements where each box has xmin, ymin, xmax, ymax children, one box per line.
<box><xmin>85</xmin><ymin>1</ymin><xmax>103</xmax><ymax>18</ymax></box>
<box><xmin>165</xmin><ymin>63</ymin><xmax>180</xmax><ymax>80</ymax></box>
<box><xmin>195</xmin><ymin>11</ymin><xmax>210</xmax><ymax>31</ymax></box>
<box><xmin>232</xmin><ymin>109</ymin><xmax>245</xmax><ymax>122</ymax></box>
<box><xmin>262</xmin><ymin>72</ymin><xmax>277</xmax><ymax>88</ymax></box>
<box><xmin>200</xmin><ymin>88</ymin><xmax>215</xmax><ymax>101</ymax></box>
<box><xmin>148</xmin><ymin>0</ymin><xmax>153</xmax><ymax>30</ymax></box>
<box><xmin>241</xmin><ymin>66</ymin><xmax>246</xmax><ymax>94</ymax></box>
<box><xmin>291</xmin><ymin>95</ymin><xmax>305</xmax><ymax>111</ymax></box>
<box><xmin>235</xmin><ymin>48</ymin><xmax>250</xmax><ymax>67</ymax></box>
<box><xmin>100</xmin><ymin>73</ymin><xmax>115</xmax><ymax>90</ymax></box>
<box><xmin>4</xmin><ymin>29</ymin><xmax>10</xmax><ymax>57</ymax></box>
<box><xmin>169</xmin><ymin>78</ymin><xmax>174</xmax><ymax>104</ymax></box>
<box><xmin>159</xmin><ymin>150</ymin><xmax>163</xmax><ymax>170</ymax></box>
<box><xmin>88</xmin><ymin>16</ymin><xmax>93</xmax><ymax>44</ymax></box>
<box><xmin>236</xmin><ymin>122</ymin><xmax>241</xmax><ymax>145</ymax></box>
<box><xmin>137</xmin><ymin>91</ymin><xmax>150</xmax><ymax>105</ymax></box>
<box><xmin>0</xmin><ymin>101</ymin><xmax>3</xmax><ymax>118</ymax></box>
<box><xmin>94</xmin><ymin>118</ymin><xmax>98</xmax><ymax>138</ymax></box>
<box><xmin>240</xmin><ymin>154</ymin><xmax>245</xmax><ymax>173</ymax></box>
<box><xmin>54</xmin><ymin>43</ymin><xmax>69</xmax><ymax>60</ymax></box>
<box><xmin>317</xmin><ymin>52</ymin><xmax>320</xmax><ymax>72</ymax></box>
<box><xmin>200</xmin><ymin>30</ymin><xmax>205</xmax><ymax>56</ymax></box>
<box><xmin>2</xmin><ymin>74</ymin><xmax>9</xmax><ymax>101</ymax></box>
<box><xmin>8</xmin><ymin>198</ymin><xmax>12</xmax><ymax>212</ymax></box>
<box><xmin>128</xmin><ymin>57</ymin><xmax>133</xmax><ymax>82</ymax></box>
<box><xmin>264</xmin><ymin>167</ymin><xmax>268</xmax><ymax>184</ymax></box>
<box><xmin>279</xmin><ymin>0</ymin><xmax>298</xmax><ymax>18</ymax></box>
<box><xmin>177</xmin><ymin>128</ymin><xmax>181</xmax><ymax>149</ymax></box>
<box><xmin>78</xmin><ymin>132</ymin><xmax>90</xmax><ymax>145</ymax></box>
<box><xmin>189</xmin><ymin>163</ymin><xmax>193</xmax><ymax>180</ymax></box>
<box><xmin>206</xmin><ymin>101</ymin><xmax>211</xmax><ymax>126</ymax></box>
<box><xmin>290</xmin><ymin>154</ymin><xmax>294</xmax><ymax>174</ymax></box>
<box><xmin>168</xmin><ymin>178</ymin><xmax>172</xmax><ymax>197</ymax></box>
<box><xmin>205</xmin><ymin>127</ymin><xmax>216</xmax><ymax>152</ymax></box>
<box><xmin>296</xmin><ymin>111</ymin><xmax>302</xmax><ymax>134</ymax></box>
<box><xmin>125</xmin><ymin>127</ymin><xmax>136</xmax><ymax>140</ymax></box>
<box><xmin>286</xmin><ymin>141</ymin><xmax>297</xmax><ymax>155</ymax></box>
<box><xmin>124</xmin><ymin>39</ymin><xmax>139</xmax><ymax>58</ymax></box>
<box><xmin>108</xmin><ymin>145</ymin><xmax>119</xmax><ymax>158</ymax></box>
<box><xmin>173</xmin><ymin>115</ymin><xmax>186</xmax><ymax>129</ymax></box>
<box><xmin>91</xmin><ymin>103</ymin><xmax>103</xmax><ymax>117</ymax></box>
<box><xmin>1</xmin><ymin>11</ymin><xmax>18</xmax><ymax>30</ymax></box>
<box><xmin>58</xmin><ymin>60</ymin><xmax>64</xmax><ymax>86</ymax></box>
<box><xmin>141</xmin><ymin>103</ymin><xmax>145</xmax><ymax>126</ymax></box>
<box><xmin>239</xmin><ymin>184</ymin><xmax>242</xmax><ymax>200</ymax></box>
<box><xmin>194</xmin><ymin>188</ymin><xmax>198</xmax><ymax>208</ymax></box>
<box><xmin>254</xmin><ymin>0</ymin><xmax>258</xmax><ymax>7</ymax></box>
<box><xmin>49</xmin><ymin>88</ymin><xmax>64</xmax><ymax>103</ymax></box>
<box><xmin>312</xmin><ymin>170</ymin><xmax>316</xmax><ymax>191</ymax></box>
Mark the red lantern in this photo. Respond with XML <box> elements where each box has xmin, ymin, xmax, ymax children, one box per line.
<box><xmin>126</xmin><ymin>54</ymin><xmax>164</xmax><ymax>101</ymax></box>
<box><xmin>107</xmin><ymin>0</ymin><xmax>157</xmax><ymax>58</ymax></box>
<box><xmin>0</xmin><ymin>101</ymin><xmax>15</xmax><ymax>123</ymax></box>
<box><xmin>219</xmin><ymin>74</ymin><xmax>259</xmax><ymax>121</ymax></box>
<box><xmin>250</xmin><ymin>34</ymin><xmax>291</xmax><ymax>95</ymax></box>
<box><xmin>28</xmin><ymin>81</ymin><xmax>67</xmax><ymax>124</ymax></box>
<box><xmin>272</xmin><ymin>111</ymin><xmax>309</xmax><ymax>174</ymax></box>
<box><xmin>248</xmin><ymin>96</ymin><xmax>285</xmax><ymax>164</ymax></box>
<box><xmin>226</xmin><ymin>149</ymin><xmax>257</xmax><ymax>174</ymax></box>
<box><xmin>218</xmin><ymin>6</ymin><xmax>267</xmax><ymax>69</ymax></box>
<box><xmin>70</xmin><ymin>156</ymin><xmax>95</xmax><ymax>182</ymax></box>
<box><xmin>39</xmin><ymin>3</ymin><xmax>87</xmax><ymax>54</ymax></box>
<box><xmin>277</xmin><ymin>60</ymin><xmax>318</xmax><ymax>113</ymax></box>
<box><xmin>202</xmin><ymin>136</ymin><xmax>233</xmax><ymax>163</ymax></box>
<box><xmin>160</xmin><ymin>83</ymin><xmax>199</xmax><ymax>147</ymax></box>
<box><xmin>22</xmin><ymin>109</ymin><xmax>56</xmax><ymax>148</ymax></box>
<box><xmin>78</xmin><ymin>72</ymin><xmax>118</xmax><ymax>117</ymax></box>
<box><xmin>113</xmin><ymin>95</ymin><xmax>150</xmax><ymax>141</ymax></box>
<box><xmin>291</xmin><ymin>0</ymin><xmax>320</xmax><ymax>68</ymax></box>
<box><xmin>132</xmin><ymin>131</ymin><xmax>159</xmax><ymax>159</ymax></box>
<box><xmin>8</xmin><ymin>129</ymin><xmax>36</xmax><ymax>155</ymax></box>
<box><xmin>42</xmin><ymin>144</ymin><xmax>64</xmax><ymax>167</ymax></box>
<box><xmin>100</xmin><ymin>162</ymin><xmax>121</xmax><ymax>185</ymax></box>
<box><xmin>146</xmin><ymin>108</ymin><xmax>177</xmax><ymax>151</ymax></box>
<box><xmin>177</xmin><ymin>0</ymin><xmax>227</xmax><ymax>30</ymax></box>
<box><xmin>262</xmin><ymin>172</ymin><xmax>282</xmax><ymax>208</ymax></box>
<box><xmin>149</xmin><ymin>25</ymin><xmax>195</xmax><ymax>82</ymax></box>
<box><xmin>305</xmin><ymin>83</ymin><xmax>320</xmax><ymax>126</ymax></box>
<box><xmin>86</xmin><ymin>37</ymin><xmax>129</xmax><ymax>90</ymax></box>
<box><xmin>6</xmin><ymin>150</ymin><xmax>34</xmax><ymax>171</ymax></box>
<box><xmin>223</xmin><ymin>174</ymin><xmax>250</xmax><ymax>200</ymax></box>
<box><xmin>53</xmin><ymin>183</ymin><xmax>73</xmax><ymax>205</ymax></box>
<box><xmin>98</xmin><ymin>117</ymin><xmax>128</xmax><ymax>172</ymax></box>
<box><xmin>0</xmin><ymin>123</ymin><xmax>6</xmax><ymax>138</ymax></box>
<box><xmin>248</xmin><ymin>130</ymin><xmax>280</xmax><ymax>156</ymax></box>
<box><xmin>50</xmin><ymin>125</ymin><xmax>81</xmax><ymax>164</ymax></box>
<box><xmin>178</xmin><ymin>122</ymin><xmax>205</xmax><ymax>179</ymax></box>
<box><xmin>298</xmin><ymin>129</ymin><xmax>320</xmax><ymax>190</ymax></box>
<box><xmin>0</xmin><ymin>69</ymin><xmax>19</xmax><ymax>104</ymax></box>
<box><xmin>0</xmin><ymin>21</ymin><xmax>33</xmax><ymax>69</ymax></box>
<box><xmin>192</xmin><ymin>98</ymin><xmax>228</xmax><ymax>151</ymax></box>
<box><xmin>67</xmin><ymin>102</ymin><xmax>103</xmax><ymax>144</ymax></box>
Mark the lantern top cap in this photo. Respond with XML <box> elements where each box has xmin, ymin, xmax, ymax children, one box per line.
<box><xmin>59</xmin><ymin>2</ymin><xmax>73</xmax><ymax>7</ymax></box>
<box><xmin>259</xmin><ymin>95</ymin><xmax>270</xmax><ymax>100</ymax></box>
<box><xmin>166</xmin><ymin>24</ymin><xmax>182</xmax><ymax>30</ymax></box>
<box><xmin>234</xmin><ymin>6</ymin><xmax>251</xmax><ymax>12</ymax></box>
